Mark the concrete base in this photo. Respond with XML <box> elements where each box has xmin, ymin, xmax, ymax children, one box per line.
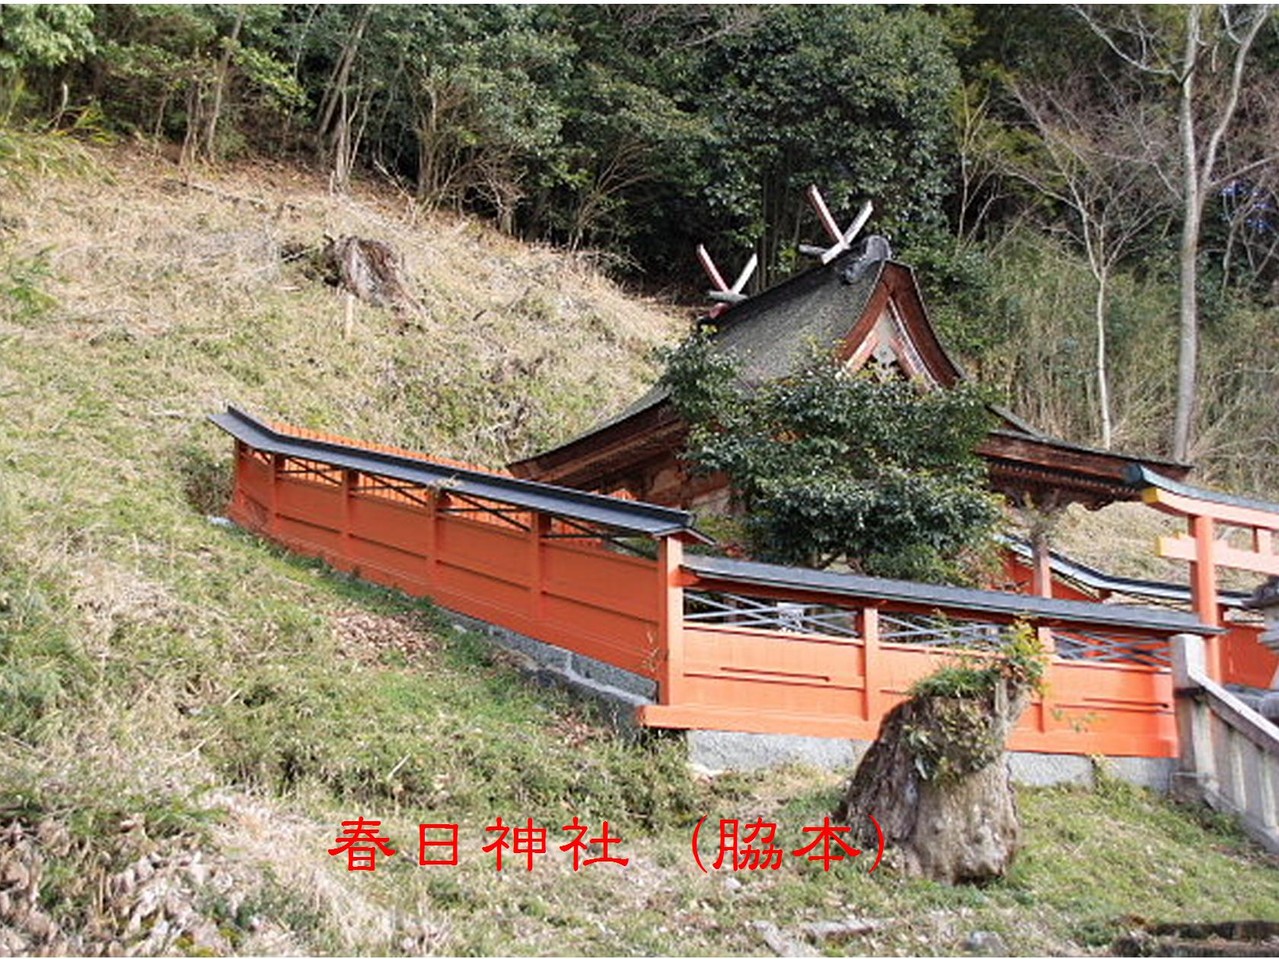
<box><xmin>687</xmin><ymin>730</ymin><xmax>868</xmax><ymax>774</ymax></box>
<box><xmin>688</xmin><ymin>728</ymin><xmax>1173</xmax><ymax>791</ymax></box>
<box><xmin>443</xmin><ymin>607</ymin><xmax>1177</xmax><ymax>792</ymax></box>
<box><xmin>1008</xmin><ymin>751</ymin><xmax>1174</xmax><ymax>792</ymax></box>
<box><xmin>440</xmin><ymin>610</ymin><xmax>655</xmax><ymax>728</ymax></box>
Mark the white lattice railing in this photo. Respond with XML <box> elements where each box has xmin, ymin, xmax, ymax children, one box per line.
<box><xmin>877</xmin><ymin>612</ymin><xmax>1005</xmax><ymax>649</ymax></box>
<box><xmin>684</xmin><ymin>594</ymin><xmax>1178</xmax><ymax>668</ymax></box>
<box><xmin>1053</xmin><ymin>627</ymin><xmax>1171</xmax><ymax>667</ymax></box>
<box><xmin>1172</xmin><ymin>634</ymin><xmax>1279</xmax><ymax>854</ymax></box>
<box><xmin>683</xmin><ymin>590</ymin><xmax>860</xmax><ymax>638</ymax></box>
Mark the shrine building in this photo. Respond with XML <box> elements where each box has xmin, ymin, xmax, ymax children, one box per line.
<box><xmin>509</xmin><ymin>234</ymin><xmax>1190</xmax><ymax>561</ymax></box>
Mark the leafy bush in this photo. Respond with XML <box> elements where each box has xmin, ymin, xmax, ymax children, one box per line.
<box><xmin>661</xmin><ymin>332</ymin><xmax>1001</xmax><ymax>582</ymax></box>
<box><xmin>903</xmin><ymin>623</ymin><xmax>1047</xmax><ymax>782</ymax></box>
<box><xmin>909</xmin><ymin>621</ymin><xmax>1047</xmax><ymax>701</ymax></box>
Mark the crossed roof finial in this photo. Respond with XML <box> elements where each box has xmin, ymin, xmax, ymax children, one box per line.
<box><xmin>695</xmin><ymin>186</ymin><xmax>873</xmax><ymax>315</ymax></box>
<box><xmin>696</xmin><ymin>244</ymin><xmax>758</xmax><ymax>305</ymax></box>
<box><xmin>799</xmin><ymin>186</ymin><xmax>873</xmax><ymax>264</ymax></box>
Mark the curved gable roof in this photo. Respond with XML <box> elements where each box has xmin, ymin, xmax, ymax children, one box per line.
<box><xmin>510</xmin><ymin>237</ymin><xmax>958</xmax><ymax>483</ymax></box>
<box><xmin>509</xmin><ymin>237</ymin><xmax>1191</xmax><ymax>505</ymax></box>
<box><xmin>703</xmin><ymin>237</ymin><xmax>961</xmax><ymax>388</ymax></box>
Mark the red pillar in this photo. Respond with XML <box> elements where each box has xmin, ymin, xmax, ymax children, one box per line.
<box><xmin>1189</xmin><ymin>512</ymin><xmax>1222</xmax><ymax>679</ymax></box>
<box><xmin>658</xmin><ymin>536</ymin><xmax>685</xmax><ymax>705</ymax></box>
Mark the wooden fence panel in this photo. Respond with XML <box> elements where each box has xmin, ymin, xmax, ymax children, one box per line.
<box><xmin>679</xmin><ymin>623</ymin><xmax>865</xmax><ymax>713</ymax></box>
<box><xmin>222</xmin><ymin>424</ymin><xmax>1193</xmax><ymax>760</ymax></box>
<box><xmin>538</xmin><ymin>594</ymin><xmax>662</xmax><ymax>678</ymax></box>
<box><xmin>226</xmin><ymin>444</ymin><xmax>666</xmax><ymax>679</ymax></box>
<box><xmin>235</xmin><ymin>445</ymin><xmax>273</xmax><ymax>503</ymax></box>
<box><xmin>435</xmin><ymin>515</ymin><xmax>533</xmax><ymax>587</ymax></box>
<box><xmin>273</xmin><ymin>476</ymin><xmax>343</xmax><ymax>559</ymax></box>
<box><xmin>349</xmin><ymin>495</ymin><xmax>431</xmax><ymax>556</ymax></box>
<box><xmin>541</xmin><ymin>542</ymin><xmax>658</xmax><ymax>621</ymax></box>
<box><xmin>644</xmin><ymin>625</ymin><xmax>1178</xmax><ymax>758</ymax></box>
<box><xmin>345</xmin><ymin>535</ymin><xmax>429</xmax><ymax>594</ymax></box>
<box><xmin>435</xmin><ymin>563</ymin><xmax>535</xmax><ymax>625</ymax></box>
<box><xmin>1220</xmin><ymin>623</ymin><xmax>1278</xmax><ymax>690</ymax></box>
<box><xmin>1010</xmin><ymin>659</ymin><xmax>1175</xmax><ymax>757</ymax></box>
<box><xmin>276</xmin><ymin>478</ymin><xmax>341</xmax><ymax>530</ymax></box>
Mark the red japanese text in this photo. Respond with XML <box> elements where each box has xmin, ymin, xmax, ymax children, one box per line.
<box><xmin>328</xmin><ymin>817</ymin><xmax>397</xmax><ymax>872</ymax></box>
<box><xmin>690</xmin><ymin>813</ymin><xmax>884</xmax><ymax>874</ymax></box>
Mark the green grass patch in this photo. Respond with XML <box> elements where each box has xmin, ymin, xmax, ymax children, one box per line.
<box><xmin>203</xmin><ymin>598</ymin><xmax>699</xmax><ymax>830</ymax></box>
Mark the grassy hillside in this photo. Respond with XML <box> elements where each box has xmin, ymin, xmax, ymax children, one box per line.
<box><xmin>1</xmin><ymin>138</ymin><xmax>1277</xmax><ymax>956</ymax></box>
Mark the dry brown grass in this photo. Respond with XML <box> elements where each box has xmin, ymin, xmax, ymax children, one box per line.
<box><xmin>10</xmin><ymin>144</ymin><xmax>687</xmax><ymax>467</ymax></box>
<box><xmin>1050</xmin><ymin>502</ymin><xmax>1187</xmax><ymax>583</ymax></box>
<box><xmin>0</xmin><ymin>142</ymin><xmax>697</xmax><ymax>954</ymax></box>
<box><xmin>1050</xmin><ymin>500</ymin><xmax>1264</xmax><ymax>593</ymax></box>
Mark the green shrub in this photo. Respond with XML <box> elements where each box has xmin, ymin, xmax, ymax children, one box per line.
<box><xmin>661</xmin><ymin>333</ymin><xmax>1001</xmax><ymax>583</ymax></box>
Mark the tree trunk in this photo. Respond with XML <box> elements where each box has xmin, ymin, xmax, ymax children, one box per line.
<box><xmin>1095</xmin><ymin>266</ymin><xmax>1113</xmax><ymax>449</ymax></box>
<box><xmin>317</xmin><ymin>6</ymin><xmax>371</xmax><ymax>191</ymax></box>
<box><xmin>1169</xmin><ymin>5</ymin><xmax>1268</xmax><ymax>462</ymax></box>
<box><xmin>179</xmin><ymin>78</ymin><xmax>205</xmax><ymax>169</ymax></box>
<box><xmin>203</xmin><ymin>8</ymin><xmax>245</xmax><ymax>162</ymax></box>
<box><xmin>1172</xmin><ymin>6</ymin><xmax>1202</xmax><ymax>463</ymax></box>
<box><xmin>835</xmin><ymin>677</ymin><xmax>1031</xmax><ymax>883</ymax></box>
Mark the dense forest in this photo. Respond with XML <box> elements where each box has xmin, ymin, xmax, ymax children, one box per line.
<box><xmin>2</xmin><ymin>3</ymin><xmax>1277</xmax><ymax>494</ymax></box>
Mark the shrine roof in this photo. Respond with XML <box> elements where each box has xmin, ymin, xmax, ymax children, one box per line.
<box><xmin>518</xmin><ymin>235</ymin><xmax>950</xmax><ymax>459</ymax></box>
<box><xmin>509</xmin><ymin>238</ymin><xmax>1192</xmax><ymax>506</ymax></box>
<box><xmin>706</xmin><ymin>235</ymin><xmax>898</xmax><ymax>383</ymax></box>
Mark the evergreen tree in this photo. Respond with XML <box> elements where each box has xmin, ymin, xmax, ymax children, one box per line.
<box><xmin>661</xmin><ymin>333</ymin><xmax>1000</xmax><ymax>583</ymax></box>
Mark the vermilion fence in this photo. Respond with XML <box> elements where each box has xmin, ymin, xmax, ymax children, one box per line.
<box><xmin>648</xmin><ymin>556</ymin><xmax>1192</xmax><ymax>757</ymax></box>
<box><xmin>214</xmin><ymin>408</ymin><xmax>1226</xmax><ymax>761</ymax></box>
<box><xmin>226</xmin><ymin>419</ymin><xmax>677</xmax><ymax>681</ymax></box>
<box><xmin>1000</xmin><ymin>543</ymin><xmax>1278</xmax><ymax>695</ymax></box>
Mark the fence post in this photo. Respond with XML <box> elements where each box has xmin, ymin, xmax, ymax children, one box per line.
<box><xmin>862</xmin><ymin>606</ymin><xmax>881</xmax><ymax>722</ymax></box>
<box><xmin>267</xmin><ymin>451</ymin><xmax>282</xmax><ymax>537</ymax></box>
<box><xmin>529</xmin><ymin>512</ymin><xmax>549</xmax><ymax>624</ymax></box>
<box><xmin>339</xmin><ymin>468</ymin><xmax>354</xmax><ymax>572</ymax></box>
<box><xmin>1172</xmin><ymin>632</ymin><xmax>1206</xmax><ymax>689</ymax></box>
<box><xmin>1171</xmin><ymin>633</ymin><xmax>1218</xmax><ymax>798</ymax></box>
<box><xmin>231</xmin><ymin>440</ymin><xmax>248</xmax><ymax>519</ymax></box>
<box><xmin>658</xmin><ymin>535</ymin><xmax>685</xmax><ymax>706</ymax></box>
<box><xmin>1033</xmin><ymin>624</ymin><xmax>1055</xmax><ymax>733</ymax></box>
<box><xmin>1258</xmin><ymin>742</ymin><xmax>1278</xmax><ymax>834</ymax></box>
<box><xmin>424</xmin><ymin>489</ymin><xmax>440</xmax><ymax>591</ymax></box>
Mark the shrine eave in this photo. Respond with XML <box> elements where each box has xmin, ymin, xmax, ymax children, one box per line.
<box><xmin>980</xmin><ymin>429</ymin><xmax>1192</xmax><ymax>510</ymax></box>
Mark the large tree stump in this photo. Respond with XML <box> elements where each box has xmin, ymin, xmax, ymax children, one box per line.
<box><xmin>835</xmin><ymin>673</ymin><xmax>1032</xmax><ymax>884</ymax></box>
<box><xmin>319</xmin><ymin>235</ymin><xmax>421</xmax><ymax>315</ymax></box>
